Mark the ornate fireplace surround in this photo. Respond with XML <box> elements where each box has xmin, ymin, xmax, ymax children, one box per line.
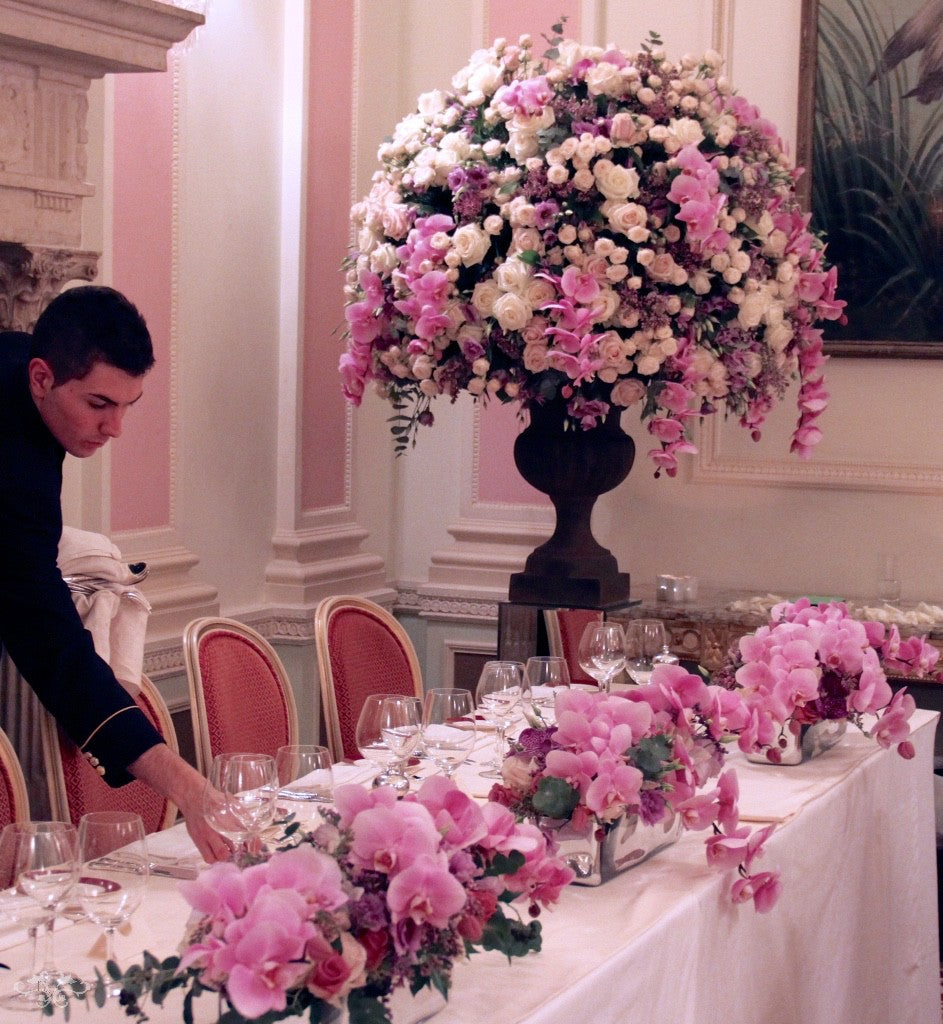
<box><xmin>0</xmin><ymin>0</ymin><xmax>203</xmax><ymax>329</ymax></box>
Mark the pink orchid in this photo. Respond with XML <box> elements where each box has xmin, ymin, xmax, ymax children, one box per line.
<box><xmin>385</xmin><ymin>853</ymin><xmax>467</xmax><ymax>930</ymax></box>
<box><xmin>347</xmin><ymin>803</ymin><xmax>443</xmax><ymax>875</ymax></box>
<box><xmin>411</xmin><ymin>775</ymin><xmax>488</xmax><ymax>849</ymax></box>
<box><xmin>731</xmin><ymin>870</ymin><xmax>781</xmax><ymax>913</ymax></box>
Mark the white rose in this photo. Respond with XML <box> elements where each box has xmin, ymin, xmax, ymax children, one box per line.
<box><xmin>764</xmin><ymin>321</ymin><xmax>793</xmax><ymax>352</ymax></box>
<box><xmin>593</xmin><ymin>159</ymin><xmax>641</xmax><ymax>201</ymax></box>
<box><xmin>494</xmin><ymin>258</ymin><xmax>531</xmax><ymax>294</ymax></box>
<box><xmin>369</xmin><ymin>243</ymin><xmax>399</xmax><ymax>275</ymax></box>
<box><xmin>506</xmin><ymin>130</ymin><xmax>539</xmax><ymax>163</ymax></box>
<box><xmin>493</xmin><ymin>292</ymin><xmax>532</xmax><ymax>331</ymax></box>
<box><xmin>668</xmin><ymin>117</ymin><xmax>705</xmax><ymax>148</ymax></box>
<box><xmin>737</xmin><ymin>290</ymin><xmax>769</xmax><ymax>329</ymax></box>
<box><xmin>546</xmin><ymin>164</ymin><xmax>570</xmax><ymax>186</ymax></box>
<box><xmin>452</xmin><ymin>224</ymin><xmax>491</xmax><ymax>267</ymax></box>
<box><xmin>524</xmin><ymin>277</ymin><xmax>557</xmax><ymax>309</ymax></box>
<box><xmin>584</xmin><ymin>61</ymin><xmax>624</xmax><ymax>97</ymax></box>
<box><xmin>417</xmin><ymin>89</ymin><xmax>447</xmax><ymax>118</ymax></box>
<box><xmin>472</xmin><ymin>279</ymin><xmax>501</xmax><ymax>315</ymax></box>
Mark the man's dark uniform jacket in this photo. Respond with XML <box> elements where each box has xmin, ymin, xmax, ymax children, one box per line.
<box><xmin>0</xmin><ymin>330</ymin><xmax>162</xmax><ymax>785</ymax></box>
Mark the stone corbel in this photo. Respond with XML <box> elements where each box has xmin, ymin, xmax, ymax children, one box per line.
<box><xmin>0</xmin><ymin>241</ymin><xmax>98</xmax><ymax>331</ymax></box>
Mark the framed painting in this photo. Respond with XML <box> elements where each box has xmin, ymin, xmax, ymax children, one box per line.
<box><xmin>797</xmin><ymin>0</ymin><xmax>943</xmax><ymax>357</ymax></box>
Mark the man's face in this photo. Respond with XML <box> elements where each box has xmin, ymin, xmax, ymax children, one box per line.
<box><xmin>28</xmin><ymin>358</ymin><xmax>145</xmax><ymax>458</ymax></box>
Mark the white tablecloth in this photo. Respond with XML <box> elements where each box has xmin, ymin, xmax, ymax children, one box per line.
<box><xmin>3</xmin><ymin>710</ymin><xmax>938</xmax><ymax>1024</ymax></box>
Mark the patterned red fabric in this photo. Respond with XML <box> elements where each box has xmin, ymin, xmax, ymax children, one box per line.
<box><xmin>326</xmin><ymin>608</ymin><xmax>418</xmax><ymax>762</ymax></box>
<box><xmin>0</xmin><ymin>770</ymin><xmax>16</xmax><ymax>830</ymax></box>
<box><xmin>198</xmin><ymin>630</ymin><xmax>293</xmax><ymax>763</ymax></box>
<box><xmin>556</xmin><ymin>609</ymin><xmax>604</xmax><ymax>686</ymax></box>
<box><xmin>57</xmin><ymin>686</ymin><xmax>171</xmax><ymax>832</ymax></box>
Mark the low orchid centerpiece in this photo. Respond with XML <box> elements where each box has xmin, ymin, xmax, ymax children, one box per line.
<box><xmin>488</xmin><ymin>671</ymin><xmax>781</xmax><ymax>912</ymax></box>
<box><xmin>340</xmin><ymin>25</ymin><xmax>844</xmax><ymax>475</ymax></box>
<box><xmin>716</xmin><ymin>598</ymin><xmax>918</xmax><ymax>762</ymax></box>
<box><xmin>86</xmin><ymin>778</ymin><xmax>572</xmax><ymax>1024</ymax></box>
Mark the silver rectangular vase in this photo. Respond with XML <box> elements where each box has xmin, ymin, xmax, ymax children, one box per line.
<box><xmin>555</xmin><ymin>811</ymin><xmax>683</xmax><ymax>886</ymax></box>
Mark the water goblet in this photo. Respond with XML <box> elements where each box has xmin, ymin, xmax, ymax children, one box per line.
<box><xmin>355</xmin><ymin>694</ymin><xmax>422</xmax><ymax>793</ymax></box>
<box><xmin>624</xmin><ymin>619</ymin><xmax>668</xmax><ymax>685</ymax></box>
<box><xmin>420</xmin><ymin>688</ymin><xmax>477</xmax><ymax>778</ymax></box>
<box><xmin>77</xmin><ymin>811</ymin><xmax>148</xmax><ymax>994</ymax></box>
<box><xmin>204</xmin><ymin>753</ymin><xmax>278</xmax><ymax>860</ymax></box>
<box><xmin>11</xmin><ymin>821</ymin><xmax>79</xmax><ymax>998</ymax></box>
<box><xmin>0</xmin><ymin>824</ymin><xmax>53</xmax><ymax>1012</ymax></box>
<box><xmin>577</xmin><ymin>620</ymin><xmax>627</xmax><ymax>692</ymax></box>
<box><xmin>275</xmin><ymin>745</ymin><xmax>334</xmax><ymax>826</ymax></box>
<box><xmin>523</xmin><ymin>656</ymin><xmax>571</xmax><ymax>721</ymax></box>
<box><xmin>474</xmin><ymin>661</ymin><xmax>524</xmax><ymax>780</ymax></box>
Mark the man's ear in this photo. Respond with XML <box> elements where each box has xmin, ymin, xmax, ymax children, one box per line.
<box><xmin>27</xmin><ymin>358</ymin><xmax>56</xmax><ymax>402</ymax></box>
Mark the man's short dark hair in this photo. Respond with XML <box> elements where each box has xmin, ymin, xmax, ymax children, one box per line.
<box><xmin>30</xmin><ymin>285</ymin><xmax>155</xmax><ymax>383</ymax></box>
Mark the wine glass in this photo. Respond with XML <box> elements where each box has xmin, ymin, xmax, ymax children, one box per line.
<box><xmin>0</xmin><ymin>824</ymin><xmax>53</xmax><ymax>1011</ymax></box>
<box><xmin>523</xmin><ymin>656</ymin><xmax>570</xmax><ymax>721</ymax></box>
<box><xmin>578</xmin><ymin>620</ymin><xmax>627</xmax><ymax>692</ymax></box>
<box><xmin>421</xmin><ymin>688</ymin><xmax>477</xmax><ymax>777</ymax></box>
<box><xmin>11</xmin><ymin>821</ymin><xmax>79</xmax><ymax>995</ymax></box>
<box><xmin>474</xmin><ymin>661</ymin><xmax>524</xmax><ymax>779</ymax></box>
<box><xmin>204</xmin><ymin>753</ymin><xmax>278</xmax><ymax>860</ymax></box>
<box><xmin>355</xmin><ymin>694</ymin><xmax>422</xmax><ymax>793</ymax></box>
<box><xmin>77</xmin><ymin>812</ymin><xmax>148</xmax><ymax>993</ymax></box>
<box><xmin>624</xmin><ymin>619</ymin><xmax>668</xmax><ymax>684</ymax></box>
<box><xmin>275</xmin><ymin>745</ymin><xmax>334</xmax><ymax>826</ymax></box>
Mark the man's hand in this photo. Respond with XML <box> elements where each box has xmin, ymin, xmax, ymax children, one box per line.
<box><xmin>129</xmin><ymin>743</ymin><xmax>230</xmax><ymax>863</ymax></box>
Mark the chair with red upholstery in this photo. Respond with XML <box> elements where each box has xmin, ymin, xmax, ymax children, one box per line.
<box><xmin>39</xmin><ymin>674</ymin><xmax>178</xmax><ymax>833</ymax></box>
<box><xmin>543</xmin><ymin>607</ymin><xmax>605</xmax><ymax>687</ymax></box>
<box><xmin>314</xmin><ymin>596</ymin><xmax>423</xmax><ymax>762</ymax></box>
<box><xmin>183</xmin><ymin>617</ymin><xmax>299</xmax><ymax>775</ymax></box>
<box><xmin>0</xmin><ymin>725</ymin><xmax>29</xmax><ymax>828</ymax></box>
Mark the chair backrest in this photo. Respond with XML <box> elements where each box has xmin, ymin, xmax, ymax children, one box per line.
<box><xmin>183</xmin><ymin>617</ymin><xmax>299</xmax><ymax>774</ymax></box>
<box><xmin>0</xmin><ymin>725</ymin><xmax>29</xmax><ymax>828</ymax></box>
<box><xmin>314</xmin><ymin>596</ymin><xmax>423</xmax><ymax>762</ymax></box>
<box><xmin>40</xmin><ymin>674</ymin><xmax>178</xmax><ymax>832</ymax></box>
<box><xmin>543</xmin><ymin>607</ymin><xmax>605</xmax><ymax>686</ymax></box>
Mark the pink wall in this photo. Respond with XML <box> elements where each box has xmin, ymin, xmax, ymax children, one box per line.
<box><xmin>110</xmin><ymin>71</ymin><xmax>174</xmax><ymax>531</ymax></box>
<box><xmin>475</xmin><ymin>0</ymin><xmax>583</xmax><ymax>508</ymax></box>
<box><xmin>300</xmin><ymin>4</ymin><xmax>354</xmax><ymax>512</ymax></box>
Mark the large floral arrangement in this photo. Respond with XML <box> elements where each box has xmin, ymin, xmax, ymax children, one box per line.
<box><xmin>340</xmin><ymin>25</ymin><xmax>844</xmax><ymax>474</ymax></box>
<box><xmin>716</xmin><ymin>598</ymin><xmax>918</xmax><ymax>761</ymax></box>
<box><xmin>488</xmin><ymin>674</ymin><xmax>781</xmax><ymax>912</ymax></box>
<box><xmin>92</xmin><ymin>778</ymin><xmax>572</xmax><ymax>1024</ymax></box>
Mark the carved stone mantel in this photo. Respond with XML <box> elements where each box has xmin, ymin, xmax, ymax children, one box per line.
<box><xmin>0</xmin><ymin>0</ymin><xmax>204</xmax><ymax>328</ymax></box>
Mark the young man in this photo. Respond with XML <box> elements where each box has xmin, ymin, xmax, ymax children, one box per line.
<box><xmin>0</xmin><ymin>285</ymin><xmax>227</xmax><ymax>862</ymax></box>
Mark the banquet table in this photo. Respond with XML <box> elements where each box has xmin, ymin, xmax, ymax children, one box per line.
<box><xmin>3</xmin><ymin>708</ymin><xmax>938</xmax><ymax>1024</ymax></box>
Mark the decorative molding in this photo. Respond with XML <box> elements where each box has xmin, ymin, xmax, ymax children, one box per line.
<box><xmin>0</xmin><ymin>242</ymin><xmax>97</xmax><ymax>330</ymax></box>
<box><xmin>0</xmin><ymin>0</ymin><xmax>205</xmax><ymax>79</ymax></box>
<box><xmin>693</xmin><ymin>417</ymin><xmax>943</xmax><ymax>494</ymax></box>
<box><xmin>395</xmin><ymin>586</ymin><xmax>498</xmax><ymax>624</ymax></box>
<box><xmin>711</xmin><ymin>0</ymin><xmax>735</xmax><ymax>75</ymax></box>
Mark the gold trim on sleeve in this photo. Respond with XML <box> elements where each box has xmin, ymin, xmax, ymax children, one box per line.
<box><xmin>79</xmin><ymin>704</ymin><xmax>138</xmax><ymax>751</ymax></box>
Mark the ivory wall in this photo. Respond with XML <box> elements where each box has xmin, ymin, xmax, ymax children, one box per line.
<box><xmin>60</xmin><ymin>0</ymin><xmax>943</xmax><ymax>742</ymax></box>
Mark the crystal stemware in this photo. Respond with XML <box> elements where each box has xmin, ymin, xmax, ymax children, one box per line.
<box><xmin>624</xmin><ymin>619</ymin><xmax>668</xmax><ymax>685</ymax></box>
<box><xmin>474</xmin><ymin>661</ymin><xmax>524</xmax><ymax>780</ymax></box>
<box><xmin>421</xmin><ymin>688</ymin><xmax>477</xmax><ymax>778</ymax></box>
<box><xmin>355</xmin><ymin>694</ymin><xmax>422</xmax><ymax>794</ymax></box>
<box><xmin>522</xmin><ymin>655</ymin><xmax>571</xmax><ymax>722</ymax></box>
<box><xmin>275</xmin><ymin>745</ymin><xmax>334</xmax><ymax>827</ymax></box>
<box><xmin>204</xmin><ymin>753</ymin><xmax>278</xmax><ymax>860</ymax></box>
<box><xmin>77</xmin><ymin>811</ymin><xmax>148</xmax><ymax>994</ymax></box>
<box><xmin>0</xmin><ymin>824</ymin><xmax>52</xmax><ymax>1012</ymax></box>
<box><xmin>577</xmin><ymin>620</ymin><xmax>627</xmax><ymax>692</ymax></box>
<box><xmin>11</xmin><ymin>821</ymin><xmax>79</xmax><ymax>997</ymax></box>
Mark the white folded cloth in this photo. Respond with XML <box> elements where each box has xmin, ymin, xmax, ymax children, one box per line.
<box><xmin>58</xmin><ymin>526</ymin><xmax>151</xmax><ymax>692</ymax></box>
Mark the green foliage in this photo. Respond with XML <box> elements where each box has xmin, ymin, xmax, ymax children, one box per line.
<box><xmin>531</xmin><ymin>775</ymin><xmax>581</xmax><ymax>820</ymax></box>
<box><xmin>626</xmin><ymin>735</ymin><xmax>676</xmax><ymax>779</ymax></box>
<box><xmin>479</xmin><ymin>913</ymin><xmax>543</xmax><ymax>961</ymax></box>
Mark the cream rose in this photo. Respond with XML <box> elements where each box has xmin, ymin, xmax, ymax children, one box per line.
<box><xmin>493</xmin><ymin>292</ymin><xmax>532</xmax><ymax>331</ymax></box>
<box><xmin>593</xmin><ymin>159</ymin><xmax>641</xmax><ymax>201</ymax></box>
<box><xmin>452</xmin><ymin>223</ymin><xmax>491</xmax><ymax>267</ymax></box>
<box><xmin>611</xmin><ymin>378</ymin><xmax>647</xmax><ymax>406</ymax></box>
<box><xmin>471</xmin><ymin>279</ymin><xmax>501</xmax><ymax>316</ymax></box>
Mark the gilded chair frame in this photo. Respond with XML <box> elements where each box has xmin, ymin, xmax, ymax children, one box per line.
<box><xmin>183</xmin><ymin>616</ymin><xmax>299</xmax><ymax>775</ymax></box>
<box><xmin>0</xmin><ymin>725</ymin><xmax>29</xmax><ymax>826</ymax></box>
<box><xmin>314</xmin><ymin>595</ymin><xmax>423</xmax><ymax>763</ymax></box>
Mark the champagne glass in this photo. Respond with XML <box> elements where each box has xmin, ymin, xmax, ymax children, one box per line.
<box><xmin>0</xmin><ymin>824</ymin><xmax>52</xmax><ymax>1012</ymax></box>
<box><xmin>523</xmin><ymin>656</ymin><xmax>571</xmax><ymax>721</ymax></box>
<box><xmin>275</xmin><ymin>745</ymin><xmax>334</xmax><ymax>826</ymax></box>
<box><xmin>12</xmin><ymin>821</ymin><xmax>79</xmax><ymax>994</ymax></box>
<box><xmin>421</xmin><ymin>688</ymin><xmax>477</xmax><ymax>778</ymax></box>
<box><xmin>474</xmin><ymin>661</ymin><xmax>524</xmax><ymax>779</ymax></box>
<box><xmin>77</xmin><ymin>812</ymin><xmax>148</xmax><ymax>993</ymax></box>
<box><xmin>624</xmin><ymin>619</ymin><xmax>668</xmax><ymax>684</ymax></box>
<box><xmin>204</xmin><ymin>753</ymin><xmax>278</xmax><ymax>860</ymax></box>
<box><xmin>355</xmin><ymin>695</ymin><xmax>422</xmax><ymax>793</ymax></box>
<box><xmin>578</xmin><ymin>621</ymin><xmax>627</xmax><ymax>692</ymax></box>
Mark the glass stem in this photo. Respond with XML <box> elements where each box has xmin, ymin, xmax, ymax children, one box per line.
<box><xmin>39</xmin><ymin>914</ymin><xmax>56</xmax><ymax>974</ymax></box>
<box><xmin>493</xmin><ymin>725</ymin><xmax>506</xmax><ymax>766</ymax></box>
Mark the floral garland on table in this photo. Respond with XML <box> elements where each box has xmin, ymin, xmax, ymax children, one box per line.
<box><xmin>340</xmin><ymin>25</ymin><xmax>844</xmax><ymax>475</ymax></box>
<box><xmin>715</xmin><ymin>598</ymin><xmax>918</xmax><ymax>761</ymax></box>
<box><xmin>86</xmin><ymin>778</ymin><xmax>572</xmax><ymax>1024</ymax></box>
<box><xmin>488</xmin><ymin>673</ymin><xmax>782</xmax><ymax>912</ymax></box>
